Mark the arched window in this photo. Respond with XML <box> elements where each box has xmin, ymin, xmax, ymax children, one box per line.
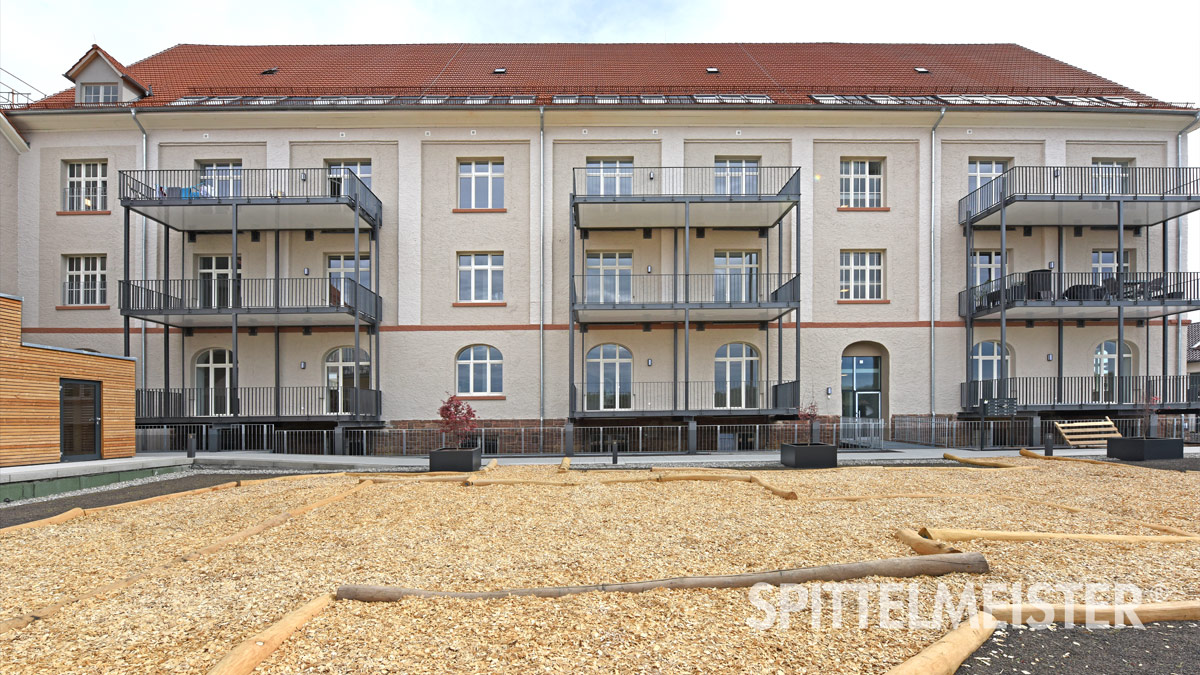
<box><xmin>715</xmin><ymin>342</ymin><xmax>760</xmax><ymax>409</ymax></box>
<box><xmin>325</xmin><ymin>347</ymin><xmax>371</xmax><ymax>414</ymax></box>
<box><xmin>970</xmin><ymin>341</ymin><xmax>1010</xmax><ymax>381</ymax></box>
<box><xmin>1094</xmin><ymin>340</ymin><xmax>1134</xmax><ymax>403</ymax></box>
<box><xmin>194</xmin><ymin>348</ymin><xmax>233</xmax><ymax>416</ymax></box>
<box><xmin>457</xmin><ymin>345</ymin><xmax>503</xmax><ymax>395</ymax></box>
<box><xmin>585</xmin><ymin>344</ymin><xmax>632</xmax><ymax>410</ymax></box>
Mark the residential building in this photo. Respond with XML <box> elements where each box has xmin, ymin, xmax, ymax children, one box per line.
<box><xmin>1</xmin><ymin>43</ymin><xmax>1198</xmax><ymax>452</ymax></box>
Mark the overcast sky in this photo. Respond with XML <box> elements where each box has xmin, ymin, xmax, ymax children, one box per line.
<box><xmin>2</xmin><ymin>0</ymin><xmax>1197</xmax><ymax>106</ymax></box>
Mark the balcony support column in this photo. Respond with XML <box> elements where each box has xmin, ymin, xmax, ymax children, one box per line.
<box><xmin>373</xmin><ymin>228</ymin><xmax>381</xmax><ymax>409</ymax></box>
<box><xmin>684</xmin><ymin>202</ymin><xmax>690</xmax><ymax>303</ymax></box>
<box><xmin>123</xmin><ymin>208</ymin><xmax>131</xmax><ymax>358</ymax></box>
<box><xmin>684</xmin><ymin>308</ymin><xmax>690</xmax><ymax>413</ymax></box>
<box><xmin>964</xmin><ymin>214</ymin><xmax>974</xmax><ymax>393</ymax></box>
<box><xmin>672</xmin><ymin>324</ymin><xmax>678</xmax><ymax>411</ymax></box>
<box><xmin>672</xmin><ymin>229</ymin><xmax>678</xmax><ymax>303</ymax></box>
<box><xmin>273</xmin><ymin>230</ymin><xmax>280</xmax><ymax>311</ymax></box>
<box><xmin>1057</xmin><ymin>226</ymin><xmax>1064</xmax><ymax>404</ymax></box>
<box><xmin>999</xmin><ymin>197</ymin><xmax>1008</xmax><ymax>400</ymax></box>
<box><xmin>230</xmin><ymin>204</ymin><xmax>240</xmax><ymax>417</ymax></box>
<box><xmin>683</xmin><ymin>201</ymin><xmax>690</xmax><ymax>414</ymax></box>
<box><xmin>353</xmin><ymin>195</ymin><xmax>362</xmax><ymax>421</ymax></box>
<box><xmin>1162</xmin><ymin>215</ymin><xmax>1169</xmax><ymax>382</ymax></box>
<box><xmin>1116</xmin><ymin>200</ymin><xmax>1125</xmax><ymax>405</ymax></box>
<box><xmin>568</xmin><ymin>205</ymin><xmax>577</xmax><ymax>419</ymax></box>
<box><xmin>274</xmin><ymin>327</ymin><xmax>281</xmax><ymax>418</ymax></box>
<box><xmin>792</xmin><ymin>199</ymin><xmax>800</xmax><ymax>393</ymax></box>
<box><xmin>163</xmin><ymin>227</ymin><xmax>170</xmax><ymax>393</ymax></box>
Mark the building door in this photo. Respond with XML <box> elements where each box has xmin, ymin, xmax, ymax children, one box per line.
<box><xmin>195</xmin><ymin>348</ymin><xmax>233</xmax><ymax>416</ymax></box>
<box><xmin>327</xmin><ymin>254</ymin><xmax>371</xmax><ymax>306</ymax></box>
<box><xmin>1094</xmin><ymin>340</ymin><xmax>1133</xmax><ymax>403</ymax></box>
<box><xmin>584</xmin><ymin>344</ymin><xmax>633</xmax><ymax>411</ymax></box>
<box><xmin>325</xmin><ymin>347</ymin><xmax>371</xmax><ymax>414</ymax></box>
<box><xmin>584</xmin><ymin>252</ymin><xmax>632</xmax><ymax>304</ymax></box>
<box><xmin>60</xmin><ymin>379</ymin><xmax>101</xmax><ymax>461</ymax></box>
<box><xmin>714</xmin><ymin>342</ymin><xmax>760</xmax><ymax>408</ymax></box>
<box><xmin>713</xmin><ymin>251</ymin><xmax>759</xmax><ymax>303</ymax></box>
<box><xmin>197</xmin><ymin>255</ymin><xmax>237</xmax><ymax>309</ymax></box>
<box><xmin>840</xmin><ymin>355</ymin><xmax>883</xmax><ymax>448</ymax></box>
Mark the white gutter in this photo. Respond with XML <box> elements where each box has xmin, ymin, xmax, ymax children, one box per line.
<box><xmin>130</xmin><ymin>109</ymin><xmax>149</xmax><ymax>390</ymax></box>
<box><xmin>1177</xmin><ymin>112</ymin><xmax>1200</xmax><ymax>377</ymax></box>
<box><xmin>929</xmin><ymin>107</ymin><xmax>945</xmax><ymax>415</ymax></box>
<box><xmin>538</xmin><ymin>106</ymin><xmax>546</xmax><ymax>438</ymax></box>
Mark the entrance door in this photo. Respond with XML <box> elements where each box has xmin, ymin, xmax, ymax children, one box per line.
<box><xmin>197</xmin><ymin>255</ymin><xmax>236</xmax><ymax>309</ymax></box>
<box><xmin>60</xmin><ymin>379</ymin><xmax>101</xmax><ymax>461</ymax></box>
<box><xmin>840</xmin><ymin>355</ymin><xmax>883</xmax><ymax>448</ymax></box>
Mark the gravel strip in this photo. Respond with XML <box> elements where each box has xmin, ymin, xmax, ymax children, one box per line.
<box><xmin>958</xmin><ymin>621</ymin><xmax>1200</xmax><ymax>674</ymax></box>
<box><xmin>0</xmin><ymin>463</ymin><xmax>1196</xmax><ymax>672</ymax></box>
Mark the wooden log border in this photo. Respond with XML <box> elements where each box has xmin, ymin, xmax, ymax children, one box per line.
<box><xmin>207</xmin><ymin>593</ymin><xmax>335</xmax><ymax>675</ymax></box>
<box><xmin>884</xmin><ymin>612</ymin><xmax>997</xmax><ymax>675</ymax></box>
<box><xmin>336</xmin><ymin>552</ymin><xmax>989</xmax><ymax>602</ymax></box>
<box><xmin>895</xmin><ymin>528</ymin><xmax>961</xmax><ymax>555</ymax></box>
<box><xmin>986</xmin><ymin>600</ymin><xmax>1200</xmax><ymax>625</ymax></box>
<box><xmin>920</xmin><ymin>526</ymin><xmax>1200</xmax><ymax>545</ymax></box>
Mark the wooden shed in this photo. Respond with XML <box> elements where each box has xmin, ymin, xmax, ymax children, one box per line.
<box><xmin>0</xmin><ymin>293</ymin><xmax>135</xmax><ymax>466</ymax></box>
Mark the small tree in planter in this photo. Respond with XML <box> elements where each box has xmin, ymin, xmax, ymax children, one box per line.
<box><xmin>1108</xmin><ymin>394</ymin><xmax>1182</xmax><ymax>461</ymax></box>
<box><xmin>781</xmin><ymin>397</ymin><xmax>837</xmax><ymax>469</ymax></box>
<box><xmin>430</xmin><ymin>395</ymin><xmax>483</xmax><ymax>471</ymax></box>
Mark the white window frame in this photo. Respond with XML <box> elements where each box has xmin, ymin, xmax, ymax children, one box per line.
<box><xmin>81</xmin><ymin>83</ymin><xmax>119</xmax><ymax>104</ymax></box>
<box><xmin>458</xmin><ymin>160</ymin><xmax>504</xmax><ymax>209</ymax></box>
<box><xmin>713</xmin><ymin>250</ymin><xmax>760</xmax><ymax>302</ymax></box>
<box><xmin>584</xmin><ymin>343</ymin><xmax>633</xmax><ymax>411</ymax></box>
<box><xmin>65</xmin><ymin>161</ymin><xmax>108</xmax><ymax>211</ymax></box>
<box><xmin>968</xmin><ymin>159</ymin><xmax>1007</xmax><ymax>193</ymax></box>
<box><xmin>457</xmin><ymin>345</ymin><xmax>504</xmax><ymax>395</ymax></box>
<box><xmin>327</xmin><ymin>160</ymin><xmax>372</xmax><ymax>194</ymax></box>
<box><xmin>838</xmin><ymin>251</ymin><xmax>883</xmax><ymax>300</ymax></box>
<box><xmin>584</xmin><ymin>251</ymin><xmax>633</xmax><ymax>303</ymax></box>
<box><xmin>970</xmin><ymin>341</ymin><xmax>1009</xmax><ymax>381</ymax></box>
<box><xmin>839</xmin><ymin>159</ymin><xmax>883</xmax><ymax>208</ymax></box>
<box><xmin>1092</xmin><ymin>159</ymin><xmax>1132</xmax><ymax>194</ymax></box>
<box><xmin>714</xmin><ymin>342</ymin><xmax>761</xmax><ymax>409</ymax></box>
<box><xmin>64</xmin><ymin>255</ymin><xmax>107</xmax><ymax>305</ymax></box>
<box><xmin>325</xmin><ymin>346</ymin><xmax>371</xmax><ymax>414</ymax></box>
<box><xmin>458</xmin><ymin>253</ymin><xmax>504</xmax><ymax>302</ymax></box>
<box><xmin>199</xmin><ymin>161</ymin><xmax>243</xmax><ymax>198</ymax></box>
<box><xmin>970</xmin><ymin>250</ymin><xmax>1005</xmax><ymax>288</ymax></box>
<box><xmin>714</xmin><ymin>158</ymin><xmax>759</xmax><ymax>195</ymax></box>
<box><xmin>583</xmin><ymin>158</ymin><xmax>633</xmax><ymax>196</ymax></box>
<box><xmin>1091</xmin><ymin>249</ymin><xmax>1132</xmax><ymax>282</ymax></box>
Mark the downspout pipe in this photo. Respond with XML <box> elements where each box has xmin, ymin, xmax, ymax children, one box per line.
<box><xmin>929</xmin><ymin>107</ymin><xmax>945</xmax><ymax>416</ymax></box>
<box><xmin>538</xmin><ymin>106</ymin><xmax>546</xmax><ymax>444</ymax></box>
<box><xmin>1176</xmin><ymin>112</ymin><xmax>1200</xmax><ymax>378</ymax></box>
<box><xmin>131</xmin><ymin>110</ymin><xmax>148</xmax><ymax>390</ymax></box>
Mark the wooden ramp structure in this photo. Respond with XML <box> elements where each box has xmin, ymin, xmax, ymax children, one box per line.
<box><xmin>1053</xmin><ymin>417</ymin><xmax>1122</xmax><ymax>448</ymax></box>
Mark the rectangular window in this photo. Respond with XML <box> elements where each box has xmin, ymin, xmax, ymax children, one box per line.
<box><xmin>1092</xmin><ymin>249</ymin><xmax>1132</xmax><ymax>282</ymax></box>
<box><xmin>458</xmin><ymin>160</ymin><xmax>504</xmax><ymax>209</ymax></box>
<box><xmin>64</xmin><ymin>255</ymin><xmax>107</xmax><ymax>305</ymax></box>
<box><xmin>327</xmin><ymin>254</ymin><xmax>371</xmax><ymax>290</ymax></box>
<box><xmin>1092</xmin><ymin>159</ymin><xmax>1132</xmax><ymax>194</ymax></box>
<box><xmin>968</xmin><ymin>160</ymin><xmax>1007</xmax><ymax>193</ymax></box>
<box><xmin>64</xmin><ymin>161</ymin><xmax>108</xmax><ymax>211</ymax></box>
<box><xmin>839</xmin><ymin>160</ymin><xmax>883</xmax><ymax>208</ymax></box>
<box><xmin>714</xmin><ymin>158</ymin><xmax>759</xmax><ymax>195</ymax></box>
<box><xmin>584</xmin><ymin>158</ymin><xmax>633</xmax><ymax>196</ymax></box>
<box><xmin>713</xmin><ymin>250</ymin><xmax>760</xmax><ymax>302</ymax></box>
<box><xmin>970</xmin><ymin>250</ymin><xmax>1005</xmax><ymax>288</ymax></box>
<box><xmin>457</xmin><ymin>253</ymin><xmax>504</xmax><ymax>302</ymax></box>
<box><xmin>584</xmin><ymin>252</ymin><xmax>633</xmax><ymax>303</ymax></box>
<box><xmin>838</xmin><ymin>251</ymin><xmax>883</xmax><ymax>300</ymax></box>
<box><xmin>81</xmin><ymin>84</ymin><xmax>119</xmax><ymax>104</ymax></box>
<box><xmin>199</xmin><ymin>161</ymin><xmax>243</xmax><ymax>198</ymax></box>
<box><xmin>327</xmin><ymin>160</ymin><xmax>372</xmax><ymax>196</ymax></box>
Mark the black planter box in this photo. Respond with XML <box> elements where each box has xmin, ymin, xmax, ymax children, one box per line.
<box><xmin>1106</xmin><ymin>437</ymin><xmax>1184</xmax><ymax>461</ymax></box>
<box><xmin>780</xmin><ymin>443</ymin><xmax>837</xmax><ymax>469</ymax></box>
<box><xmin>429</xmin><ymin>446</ymin><xmax>483</xmax><ymax>472</ymax></box>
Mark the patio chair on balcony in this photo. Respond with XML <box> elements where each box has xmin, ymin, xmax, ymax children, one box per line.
<box><xmin>1064</xmin><ymin>284</ymin><xmax>1102</xmax><ymax>301</ymax></box>
<box><xmin>1027</xmin><ymin>269</ymin><xmax>1053</xmax><ymax>299</ymax></box>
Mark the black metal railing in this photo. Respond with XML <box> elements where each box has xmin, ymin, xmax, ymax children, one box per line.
<box><xmin>120</xmin><ymin>277</ymin><xmax>380</xmax><ymax>321</ymax></box>
<box><xmin>571</xmin><ymin>166</ymin><xmax>802</xmax><ymax>199</ymax></box>
<box><xmin>572</xmin><ymin>273</ymin><xmax>801</xmax><ymax>306</ymax></box>
<box><xmin>960</xmin><ymin>376</ymin><xmax>1200</xmax><ymax>409</ymax></box>
<box><xmin>958</xmin><ymin>166</ymin><xmax>1200</xmax><ymax>224</ymax></box>
<box><xmin>136</xmin><ymin>386</ymin><xmax>381</xmax><ymax>420</ymax></box>
<box><xmin>572</xmin><ymin>380</ymin><xmax>796</xmax><ymax>413</ymax></box>
<box><xmin>118</xmin><ymin>168</ymin><xmax>383</xmax><ymax>221</ymax></box>
<box><xmin>959</xmin><ymin>271</ymin><xmax>1200</xmax><ymax>316</ymax></box>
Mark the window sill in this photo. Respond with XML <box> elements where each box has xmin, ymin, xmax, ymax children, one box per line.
<box><xmin>836</xmin><ymin>207</ymin><xmax>890</xmax><ymax>212</ymax></box>
<box><xmin>56</xmin><ymin>210</ymin><xmax>112</xmax><ymax>216</ymax></box>
<box><xmin>837</xmin><ymin>299</ymin><xmax>890</xmax><ymax>304</ymax></box>
<box><xmin>56</xmin><ymin>304</ymin><xmax>111</xmax><ymax>310</ymax></box>
<box><xmin>453</xmin><ymin>302</ymin><xmax>507</xmax><ymax>307</ymax></box>
<box><xmin>452</xmin><ymin>208</ymin><xmax>507</xmax><ymax>214</ymax></box>
<box><xmin>456</xmin><ymin>395</ymin><xmax>506</xmax><ymax>401</ymax></box>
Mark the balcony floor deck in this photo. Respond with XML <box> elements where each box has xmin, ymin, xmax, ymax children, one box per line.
<box><xmin>966</xmin><ymin>300</ymin><xmax>1200</xmax><ymax>321</ymax></box>
<box><xmin>124</xmin><ymin>200</ymin><xmax>377</xmax><ymax>232</ymax></box>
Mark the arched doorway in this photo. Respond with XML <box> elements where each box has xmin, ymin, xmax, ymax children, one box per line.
<box><xmin>840</xmin><ymin>342</ymin><xmax>889</xmax><ymax>447</ymax></box>
<box><xmin>584</xmin><ymin>344</ymin><xmax>632</xmax><ymax>411</ymax></box>
<box><xmin>194</xmin><ymin>348</ymin><xmax>232</xmax><ymax>416</ymax></box>
<box><xmin>326</xmin><ymin>346</ymin><xmax>371</xmax><ymax>414</ymax></box>
<box><xmin>970</xmin><ymin>341</ymin><xmax>1011</xmax><ymax>381</ymax></box>
<box><xmin>714</xmin><ymin>342</ymin><xmax>760</xmax><ymax>408</ymax></box>
<box><xmin>1093</xmin><ymin>340</ymin><xmax>1134</xmax><ymax>403</ymax></box>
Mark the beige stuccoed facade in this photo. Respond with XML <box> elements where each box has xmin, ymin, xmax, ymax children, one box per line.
<box><xmin>1</xmin><ymin>97</ymin><xmax>1195</xmax><ymax>428</ymax></box>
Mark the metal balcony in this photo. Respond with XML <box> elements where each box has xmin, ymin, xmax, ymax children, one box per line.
<box><xmin>958</xmin><ymin>166</ymin><xmax>1200</xmax><ymax>228</ymax></box>
<box><xmin>960</xmin><ymin>376</ymin><xmax>1200</xmax><ymax>412</ymax></box>
<box><xmin>570</xmin><ymin>166</ymin><xmax>802</xmax><ymax>229</ymax></box>
<box><xmin>136</xmin><ymin>386</ymin><xmax>381</xmax><ymax>423</ymax></box>
<box><xmin>118</xmin><ymin>168</ymin><xmax>383</xmax><ymax>231</ymax></box>
<box><xmin>120</xmin><ymin>277</ymin><xmax>380</xmax><ymax>326</ymax></box>
<box><xmin>571</xmin><ymin>380</ymin><xmax>799</xmax><ymax>418</ymax></box>
<box><xmin>958</xmin><ymin>271</ymin><xmax>1200</xmax><ymax>320</ymax></box>
<box><xmin>571</xmin><ymin>273</ymin><xmax>801</xmax><ymax>322</ymax></box>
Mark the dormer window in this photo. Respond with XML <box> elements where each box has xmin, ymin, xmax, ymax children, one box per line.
<box><xmin>81</xmin><ymin>84</ymin><xmax>119</xmax><ymax>104</ymax></box>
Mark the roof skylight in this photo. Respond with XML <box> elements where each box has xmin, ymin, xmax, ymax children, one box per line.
<box><xmin>914</xmin><ymin>67</ymin><xmax>930</xmax><ymax>74</ymax></box>
<box><xmin>706</xmin><ymin>67</ymin><xmax>719</xmax><ymax>74</ymax></box>
<box><xmin>493</xmin><ymin>67</ymin><xmax>507</xmax><ymax>74</ymax></box>
<box><xmin>640</xmin><ymin>94</ymin><xmax>666</xmax><ymax>104</ymax></box>
<box><xmin>552</xmin><ymin>94</ymin><xmax>578</xmax><ymax>104</ymax></box>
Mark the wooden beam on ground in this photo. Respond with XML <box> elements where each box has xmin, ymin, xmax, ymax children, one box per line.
<box><xmin>919</xmin><ymin>527</ymin><xmax>1200</xmax><ymax>545</ymax></box>
<box><xmin>986</xmin><ymin>600</ymin><xmax>1200</xmax><ymax>625</ymax></box>
<box><xmin>336</xmin><ymin>553</ymin><xmax>989</xmax><ymax>602</ymax></box>
<box><xmin>895</xmin><ymin>528</ymin><xmax>961</xmax><ymax>555</ymax></box>
<box><xmin>0</xmin><ymin>507</ymin><xmax>85</xmax><ymax>534</ymax></box>
<box><xmin>207</xmin><ymin>593</ymin><xmax>335</xmax><ymax>675</ymax></box>
<box><xmin>884</xmin><ymin>613</ymin><xmax>997</xmax><ymax>675</ymax></box>
<box><xmin>942</xmin><ymin>453</ymin><xmax>1020</xmax><ymax>468</ymax></box>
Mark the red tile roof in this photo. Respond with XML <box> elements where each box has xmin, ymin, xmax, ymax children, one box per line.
<box><xmin>23</xmin><ymin>42</ymin><xmax>1187</xmax><ymax>110</ymax></box>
